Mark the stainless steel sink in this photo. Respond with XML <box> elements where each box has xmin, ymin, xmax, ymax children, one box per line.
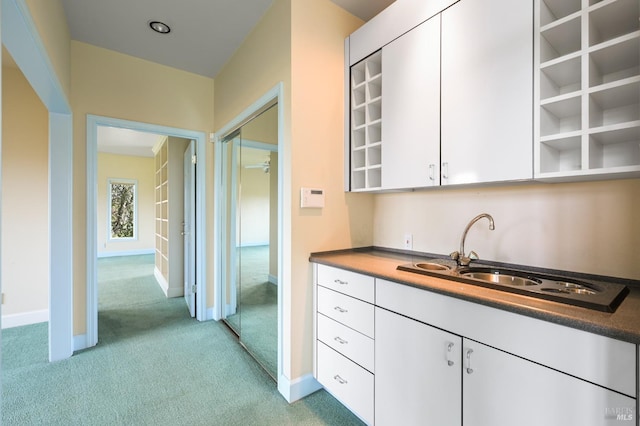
<box><xmin>414</xmin><ymin>262</ymin><xmax>451</xmax><ymax>271</ymax></box>
<box><xmin>396</xmin><ymin>261</ymin><xmax>628</xmax><ymax>312</ymax></box>
<box><xmin>460</xmin><ymin>269</ymin><xmax>539</xmax><ymax>287</ymax></box>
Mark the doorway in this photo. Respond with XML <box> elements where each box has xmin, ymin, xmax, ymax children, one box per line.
<box><xmin>217</xmin><ymin>100</ymin><xmax>280</xmax><ymax>380</ymax></box>
<box><xmin>86</xmin><ymin>115</ymin><xmax>207</xmax><ymax>349</ymax></box>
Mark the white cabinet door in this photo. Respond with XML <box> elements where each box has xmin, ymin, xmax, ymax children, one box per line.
<box><xmin>441</xmin><ymin>0</ymin><xmax>533</xmax><ymax>185</ymax></box>
<box><xmin>375</xmin><ymin>307</ymin><xmax>462</xmax><ymax>426</ymax></box>
<box><xmin>463</xmin><ymin>339</ymin><xmax>636</xmax><ymax>426</ymax></box>
<box><xmin>382</xmin><ymin>16</ymin><xmax>441</xmax><ymax>190</ymax></box>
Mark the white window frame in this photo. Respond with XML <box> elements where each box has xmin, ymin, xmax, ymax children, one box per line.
<box><xmin>107</xmin><ymin>178</ymin><xmax>138</xmax><ymax>241</ymax></box>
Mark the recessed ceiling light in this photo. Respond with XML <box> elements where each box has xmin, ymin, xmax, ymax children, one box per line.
<box><xmin>149</xmin><ymin>21</ymin><xmax>171</xmax><ymax>34</ymax></box>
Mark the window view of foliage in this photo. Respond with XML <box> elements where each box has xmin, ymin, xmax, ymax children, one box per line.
<box><xmin>111</xmin><ymin>182</ymin><xmax>135</xmax><ymax>238</ymax></box>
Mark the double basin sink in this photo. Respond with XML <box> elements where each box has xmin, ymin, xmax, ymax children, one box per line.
<box><xmin>397</xmin><ymin>260</ymin><xmax>629</xmax><ymax>312</ymax></box>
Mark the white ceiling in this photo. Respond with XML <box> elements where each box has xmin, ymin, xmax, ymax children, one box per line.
<box><xmin>60</xmin><ymin>0</ymin><xmax>395</xmax><ymax>78</ymax></box>
<box><xmin>60</xmin><ymin>0</ymin><xmax>394</xmax><ymax>155</ymax></box>
<box><xmin>97</xmin><ymin>127</ymin><xmax>164</xmax><ymax>158</ymax></box>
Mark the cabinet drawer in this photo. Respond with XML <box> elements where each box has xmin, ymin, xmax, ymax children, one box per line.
<box><xmin>318</xmin><ymin>313</ymin><xmax>374</xmax><ymax>372</ymax></box>
<box><xmin>317</xmin><ymin>342</ymin><xmax>374</xmax><ymax>425</ymax></box>
<box><xmin>316</xmin><ymin>264</ymin><xmax>374</xmax><ymax>303</ymax></box>
<box><xmin>317</xmin><ymin>286</ymin><xmax>374</xmax><ymax>338</ymax></box>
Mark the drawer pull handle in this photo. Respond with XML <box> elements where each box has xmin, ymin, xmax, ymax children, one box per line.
<box><xmin>334</xmin><ymin>306</ymin><xmax>348</xmax><ymax>313</ymax></box>
<box><xmin>446</xmin><ymin>342</ymin><xmax>455</xmax><ymax>366</ymax></box>
<box><xmin>466</xmin><ymin>348</ymin><xmax>474</xmax><ymax>374</ymax></box>
<box><xmin>333</xmin><ymin>374</ymin><xmax>348</xmax><ymax>385</ymax></box>
<box><xmin>334</xmin><ymin>279</ymin><xmax>348</xmax><ymax>285</ymax></box>
<box><xmin>334</xmin><ymin>336</ymin><xmax>348</xmax><ymax>345</ymax></box>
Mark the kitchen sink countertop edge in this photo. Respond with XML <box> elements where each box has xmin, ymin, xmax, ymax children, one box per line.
<box><xmin>309</xmin><ymin>247</ymin><xmax>640</xmax><ymax>345</ymax></box>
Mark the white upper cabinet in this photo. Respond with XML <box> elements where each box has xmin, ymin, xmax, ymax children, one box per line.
<box><xmin>348</xmin><ymin>0</ymin><xmax>458</xmax><ymax>65</ymax></box>
<box><xmin>535</xmin><ymin>0</ymin><xmax>640</xmax><ymax>180</ymax></box>
<box><xmin>381</xmin><ymin>16</ymin><xmax>441</xmax><ymax>189</ymax></box>
<box><xmin>440</xmin><ymin>0</ymin><xmax>534</xmax><ymax>185</ymax></box>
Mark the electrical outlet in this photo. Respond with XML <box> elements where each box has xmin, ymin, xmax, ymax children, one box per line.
<box><xmin>403</xmin><ymin>233</ymin><xmax>413</xmax><ymax>250</ymax></box>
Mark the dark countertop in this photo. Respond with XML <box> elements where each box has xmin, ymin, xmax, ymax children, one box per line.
<box><xmin>310</xmin><ymin>247</ymin><xmax>640</xmax><ymax>345</ymax></box>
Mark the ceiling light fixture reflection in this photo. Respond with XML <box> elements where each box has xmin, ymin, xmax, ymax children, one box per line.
<box><xmin>149</xmin><ymin>20</ymin><xmax>171</xmax><ymax>34</ymax></box>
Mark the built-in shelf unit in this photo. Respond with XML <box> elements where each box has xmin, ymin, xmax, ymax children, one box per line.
<box><xmin>350</xmin><ymin>51</ymin><xmax>383</xmax><ymax>191</ymax></box>
<box><xmin>154</xmin><ymin>138</ymin><xmax>169</xmax><ymax>283</ymax></box>
<box><xmin>536</xmin><ymin>0</ymin><xmax>640</xmax><ymax>179</ymax></box>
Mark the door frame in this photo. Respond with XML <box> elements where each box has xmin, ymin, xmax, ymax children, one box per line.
<box><xmin>84</xmin><ymin>115</ymin><xmax>207</xmax><ymax>349</ymax></box>
<box><xmin>183</xmin><ymin>140</ymin><xmax>196</xmax><ymax>317</ymax></box>
<box><xmin>2</xmin><ymin>0</ymin><xmax>74</xmax><ymax>362</ymax></box>
<box><xmin>213</xmin><ymin>83</ymin><xmax>284</xmax><ymax>387</ymax></box>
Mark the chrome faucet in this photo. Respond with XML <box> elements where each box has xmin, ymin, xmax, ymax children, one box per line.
<box><xmin>450</xmin><ymin>213</ymin><xmax>495</xmax><ymax>266</ymax></box>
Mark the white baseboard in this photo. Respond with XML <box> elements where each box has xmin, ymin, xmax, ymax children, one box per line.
<box><xmin>206</xmin><ymin>306</ymin><xmax>217</xmax><ymax>321</ymax></box>
<box><xmin>154</xmin><ymin>267</ymin><xmax>183</xmax><ymax>298</ymax></box>
<box><xmin>73</xmin><ymin>333</ymin><xmax>91</xmax><ymax>352</ymax></box>
<box><xmin>97</xmin><ymin>248</ymin><xmax>155</xmax><ymax>258</ymax></box>
<box><xmin>154</xmin><ymin>267</ymin><xmax>169</xmax><ymax>295</ymax></box>
<box><xmin>278</xmin><ymin>373</ymin><xmax>322</xmax><ymax>403</ymax></box>
<box><xmin>268</xmin><ymin>274</ymin><xmax>278</xmax><ymax>285</ymax></box>
<box><xmin>1</xmin><ymin>309</ymin><xmax>48</xmax><ymax>329</ymax></box>
<box><xmin>166</xmin><ymin>287</ymin><xmax>184</xmax><ymax>298</ymax></box>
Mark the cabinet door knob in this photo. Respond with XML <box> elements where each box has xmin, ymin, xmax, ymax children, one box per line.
<box><xmin>334</xmin><ymin>279</ymin><xmax>348</xmax><ymax>285</ymax></box>
<box><xmin>333</xmin><ymin>374</ymin><xmax>348</xmax><ymax>385</ymax></box>
<box><xmin>442</xmin><ymin>162</ymin><xmax>449</xmax><ymax>179</ymax></box>
<box><xmin>334</xmin><ymin>306</ymin><xmax>348</xmax><ymax>314</ymax></box>
<box><xmin>446</xmin><ymin>342</ymin><xmax>455</xmax><ymax>366</ymax></box>
<box><xmin>334</xmin><ymin>336</ymin><xmax>348</xmax><ymax>345</ymax></box>
<box><xmin>465</xmin><ymin>348</ymin><xmax>474</xmax><ymax>374</ymax></box>
<box><xmin>429</xmin><ymin>164</ymin><xmax>435</xmax><ymax>181</ymax></box>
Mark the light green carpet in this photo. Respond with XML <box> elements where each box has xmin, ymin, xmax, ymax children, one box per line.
<box><xmin>1</xmin><ymin>254</ymin><xmax>363</xmax><ymax>425</ymax></box>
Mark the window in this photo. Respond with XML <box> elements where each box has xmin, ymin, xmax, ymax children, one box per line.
<box><xmin>108</xmin><ymin>179</ymin><xmax>137</xmax><ymax>240</ymax></box>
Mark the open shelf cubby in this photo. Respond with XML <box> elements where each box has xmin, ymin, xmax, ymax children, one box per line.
<box><xmin>540</xmin><ymin>95</ymin><xmax>582</xmax><ymax>137</ymax></box>
<box><xmin>589</xmin><ymin>34</ymin><xmax>640</xmax><ymax>86</ymax></box>
<box><xmin>540</xmin><ymin>55</ymin><xmax>582</xmax><ymax>99</ymax></box>
<box><xmin>589</xmin><ymin>0</ymin><xmax>639</xmax><ymax>46</ymax></box>
<box><xmin>540</xmin><ymin>14</ymin><xmax>581</xmax><ymax>62</ymax></box>
<box><xmin>540</xmin><ymin>0</ymin><xmax>581</xmax><ymax>26</ymax></box>
<box><xmin>540</xmin><ymin>135</ymin><xmax>582</xmax><ymax>173</ymax></box>
<box><xmin>589</xmin><ymin>124</ymin><xmax>640</xmax><ymax>169</ymax></box>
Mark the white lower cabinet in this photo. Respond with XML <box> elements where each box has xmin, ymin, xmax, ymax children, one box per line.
<box><xmin>375</xmin><ymin>307</ymin><xmax>462</xmax><ymax>425</ymax></box>
<box><xmin>463</xmin><ymin>339</ymin><xmax>635</xmax><ymax>426</ymax></box>
<box><xmin>314</xmin><ymin>264</ymin><xmax>637</xmax><ymax>426</ymax></box>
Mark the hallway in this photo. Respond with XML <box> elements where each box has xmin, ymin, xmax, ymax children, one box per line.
<box><xmin>1</xmin><ymin>255</ymin><xmax>362</xmax><ymax>425</ymax></box>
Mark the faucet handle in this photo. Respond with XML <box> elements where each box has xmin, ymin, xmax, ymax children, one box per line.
<box><xmin>449</xmin><ymin>251</ymin><xmax>460</xmax><ymax>261</ymax></box>
<box><xmin>468</xmin><ymin>251</ymin><xmax>479</xmax><ymax>261</ymax></box>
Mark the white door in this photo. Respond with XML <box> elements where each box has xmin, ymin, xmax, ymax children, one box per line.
<box><xmin>375</xmin><ymin>307</ymin><xmax>462</xmax><ymax>426</ymax></box>
<box><xmin>183</xmin><ymin>140</ymin><xmax>196</xmax><ymax>317</ymax></box>
<box><xmin>440</xmin><ymin>0</ymin><xmax>533</xmax><ymax>185</ymax></box>
<box><xmin>463</xmin><ymin>339</ymin><xmax>635</xmax><ymax>426</ymax></box>
<box><xmin>381</xmin><ymin>15</ymin><xmax>441</xmax><ymax>189</ymax></box>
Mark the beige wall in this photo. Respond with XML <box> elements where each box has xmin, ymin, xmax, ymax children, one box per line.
<box><xmin>290</xmin><ymin>0</ymin><xmax>372</xmax><ymax>378</ymax></box>
<box><xmin>97</xmin><ymin>153</ymin><xmax>155</xmax><ymax>256</ymax></box>
<box><xmin>215</xmin><ymin>0</ymin><xmax>370</xmax><ymax>381</ymax></box>
<box><xmin>70</xmin><ymin>41</ymin><xmax>214</xmax><ymax>334</ymax></box>
<box><xmin>1</xmin><ymin>65</ymin><xmax>49</xmax><ymax>317</ymax></box>
<box><xmin>374</xmin><ymin>179</ymin><xmax>640</xmax><ymax>280</ymax></box>
<box><xmin>25</xmin><ymin>0</ymin><xmax>71</xmax><ymax>100</ymax></box>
